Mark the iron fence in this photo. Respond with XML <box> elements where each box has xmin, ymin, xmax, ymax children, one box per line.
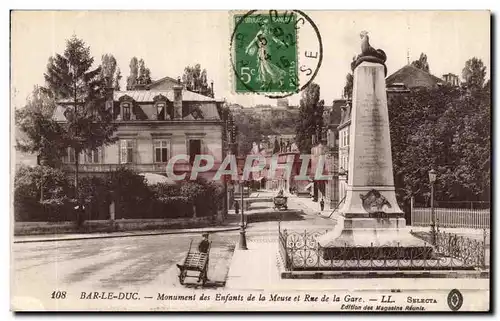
<box><xmin>278</xmin><ymin>227</ymin><xmax>488</xmax><ymax>271</ymax></box>
<box><xmin>434</xmin><ymin>230</ymin><xmax>488</xmax><ymax>268</ymax></box>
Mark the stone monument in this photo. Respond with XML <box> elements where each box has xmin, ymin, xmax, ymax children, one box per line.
<box><xmin>317</xmin><ymin>31</ymin><xmax>432</xmax><ymax>259</ymax></box>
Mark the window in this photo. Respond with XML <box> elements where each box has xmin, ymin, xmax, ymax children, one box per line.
<box><xmin>63</xmin><ymin>147</ymin><xmax>76</xmax><ymax>163</ymax></box>
<box><xmin>120</xmin><ymin>140</ymin><xmax>134</xmax><ymax>163</ymax></box>
<box><xmin>156</xmin><ymin>102</ymin><xmax>165</xmax><ymax>120</ymax></box>
<box><xmin>122</xmin><ymin>103</ymin><xmax>131</xmax><ymax>121</ymax></box>
<box><xmin>84</xmin><ymin>148</ymin><xmax>101</xmax><ymax>164</ymax></box>
<box><xmin>188</xmin><ymin>139</ymin><xmax>202</xmax><ymax>164</ymax></box>
<box><xmin>340</xmin><ymin>155</ymin><xmax>349</xmax><ymax>172</ymax></box>
<box><xmin>346</xmin><ymin>130</ymin><xmax>350</xmax><ymax>147</ymax></box>
<box><xmin>154</xmin><ymin>140</ymin><xmax>169</xmax><ymax>163</ymax></box>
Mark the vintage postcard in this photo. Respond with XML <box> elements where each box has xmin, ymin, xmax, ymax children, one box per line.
<box><xmin>10</xmin><ymin>10</ymin><xmax>490</xmax><ymax>312</ymax></box>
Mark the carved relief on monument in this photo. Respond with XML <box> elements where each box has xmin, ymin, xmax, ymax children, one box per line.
<box><xmin>359</xmin><ymin>189</ymin><xmax>392</xmax><ymax>214</ymax></box>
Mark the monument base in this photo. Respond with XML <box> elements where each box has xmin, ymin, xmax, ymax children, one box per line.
<box><xmin>316</xmin><ymin>217</ymin><xmax>434</xmax><ymax>260</ymax></box>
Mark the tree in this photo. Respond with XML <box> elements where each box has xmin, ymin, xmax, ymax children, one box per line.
<box><xmin>343</xmin><ymin>56</ymin><xmax>356</xmax><ymax>100</ymax></box>
<box><xmin>295</xmin><ymin>83</ymin><xmax>324</xmax><ymax>153</ymax></box>
<box><xmin>113</xmin><ymin>68</ymin><xmax>122</xmax><ymax>90</ymax></box>
<box><xmin>462</xmin><ymin>57</ymin><xmax>486</xmax><ymax>90</ymax></box>
<box><xmin>101</xmin><ymin>54</ymin><xmax>122</xmax><ymax>90</ymax></box>
<box><xmin>14</xmin><ymin>165</ymin><xmax>72</xmax><ymax>221</ymax></box>
<box><xmin>15</xmin><ymin>86</ymin><xmax>67</xmax><ymax>167</ymax></box>
<box><xmin>411</xmin><ymin>53</ymin><xmax>430</xmax><ymax>73</ymax></box>
<box><xmin>126</xmin><ymin>57</ymin><xmax>152</xmax><ymax>89</ymax></box>
<box><xmin>101</xmin><ymin>54</ymin><xmax>117</xmax><ymax>88</ymax></box>
<box><xmin>137</xmin><ymin>58</ymin><xmax>152</xmax><ymax>85</ymax></box>
<box><xmin>343</xmin><ymin>73</ymin><xmax>353</xmax><ymax>100</ymax></box>
<box><xmin>126</xmin><ymin>57</ymin><xmax>139</xmax><ymax>90</ymax></box>
<box><xmin>180</xmin><ymin>181</ymin><xmax>206</xmax><ymax>218</ymax></box>
<box><xmin>234</xmin><ymin>112</ymin><xmax>264</xmax><ymax>155</ymax></box>
<box><xmin>44</xmin><ymin>35</ymin><xmax>117</xmax><ymax>200</ymax></box>
<box><xmin>273</xmin><ymin>137</ymin><xmax>280</xmax><ymax>154</ymax></box>
<box><xmin>388</xmin><ymin>83</ymin><xmax>490</xmax><ymax>204</ymax></box>
<box><xmin>182</xmin><ymin>64</ymin><xmax>213</xmax><ymax>97</ymax></box>
<box><xmin>109</xmin><ymin>167</ymin><xmax>152</xmax><ymax>219</ymax></box>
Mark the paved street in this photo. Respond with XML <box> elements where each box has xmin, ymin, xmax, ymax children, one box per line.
<box><xmin>12</xmin><ymin>192</ymin><xmax>334</xmax><ymax>300</ymax></box>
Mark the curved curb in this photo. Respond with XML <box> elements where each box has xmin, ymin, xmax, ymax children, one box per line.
<box><xmin>14</xmin><ymin>226</ymin><xmax>241</xmax><ymax>244</ymax></box>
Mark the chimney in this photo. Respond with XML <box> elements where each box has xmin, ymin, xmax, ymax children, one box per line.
<box><xmin>105</xmin><ymin>86</ymin><xmax>114</xmax><ymax>115</ymax></box>
<box><xmin>210</xmin><ymin>80</ymin><xmax>214</xmax><ymax>98</ymax></box>
<box><xmin>173</xmin><ymin>77</ymin><xmax>183</xmax><ymax>119</ymax></box>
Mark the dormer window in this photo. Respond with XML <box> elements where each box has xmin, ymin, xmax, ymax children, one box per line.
<box><xmin>153</xmin><ymin>94</ymin><xmax>170</xmax><ymax>121</ymax></box>
<box><xmin>118</xmin><ymin>95</ymin><xmax>135</xmax><ymax>121</ymax></box>
<box><xmin>122</xmin><ymin>103</ymin><xmax>131</xmax><ymax>121</ymax></box>
<box><xmin>156</xmin><ymin>102</ymin><xmax>166</xmax><ymax>120</ymax></box>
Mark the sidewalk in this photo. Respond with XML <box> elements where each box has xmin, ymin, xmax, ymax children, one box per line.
<box><xmin>13</xmin><ymin>223</ymin><xmax>241</xmax><ymax>244</ymax></box>
<box><xmin>286</xmin><ymin>193</ymin><xmax>338</xmax><ymax>220</ymax></box>
<box><xmin>409</xmin><ymin>226</ymin><xmax>490</xmax><ymax>244</ymax></box>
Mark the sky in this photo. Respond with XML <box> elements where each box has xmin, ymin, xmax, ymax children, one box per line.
<box><xmin>10</xmin><ymin>10</ymin><xmax>490</xmax><ymax>108</ymax></box>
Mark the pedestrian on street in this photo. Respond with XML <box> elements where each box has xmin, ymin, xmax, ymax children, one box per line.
<box><xmin>74</xmin><ymin>201</ymin><xmax>86</xmax><ymax>227</ymax></box>
<box><xmin>234</xmin><ymin>200</ymin><xmax>240</xmax><ymax>215</ymax></box>
<box><xmin>320</xmin><ymin>198</ymin><xmax>325</xmax><ymax>211</ymax></box>
<box><xmin>198</xmin><ymin>233</ymin><xmax>210</xmax><ymax>253</ymax></box>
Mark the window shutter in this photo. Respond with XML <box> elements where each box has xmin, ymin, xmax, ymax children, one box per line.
<box><xmin>162</xmin><ymin>148</ymin><xmax>168</xmax><ymax>162</ymax></box>
<box><xmin>120</xmin><ymin>140</ymin><xmax>127</xmax><ymax>164</ymax></box>
<box><xmin>155</xmin><ymin>148</ymin><xmax>161</xmax><ymax>163</ymax></box>
<box><xmin>131</xmin><ymin>140</ymin><xmax>136</xmax><ymax>163</ymax></box>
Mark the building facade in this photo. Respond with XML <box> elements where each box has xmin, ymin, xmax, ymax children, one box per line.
<box><xmin>55</xmin><ymin>79</ymin><xmax>225</xmax><ymax>180</ymax></box>
<box><xmin>337</xmin><ymin>101</ymin><xmax>351</xmax><ymax>205</ymax></box>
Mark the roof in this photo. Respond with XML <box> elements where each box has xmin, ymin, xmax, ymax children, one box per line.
<box><xmin>53</xmin><ymin>89</ymin><xmax>220</xmax><ymax>122</ymax></box>
<box><xmin>57</xmin><ymin>88</ymin><xmax>216</xmax><ymax>104</ymax></box>
<box><xmin>386</xmin><ymin>64</ymin><xmax>443</xmax><ymax>89</ymax></box>
<box><xmin>338</xmin><ymin>103</ymin><xmax>351</xmax><ymax>129</ymax></box>
<box><xmin>184</xmin><ymin>103</ymin><xmax>220</xmax><ymax>120</ymax></box>
<box><xmin>114</xmin><ymin>89</ymin><xmax>216</xmax><ymax>102</ymax></box>
<box><xmin>329</xmin><ymin>99</ymin><xmax>345</xmax><ymax>125</ymax></box>
<box><xmin>147</xmin><ymin>76</ymin><xmax>182</xmax><ymax>90</ymax></box>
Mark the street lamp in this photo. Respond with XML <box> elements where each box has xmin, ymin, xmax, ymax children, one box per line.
<box><xmin>236</xmin><ymin>156</ymin><xmax>248</xmax><ymax>250</ymax></box>
<box><xmin>428</xmin><ymin>169</ymin><xmax>437</xmax><ymax>245</ymax></box>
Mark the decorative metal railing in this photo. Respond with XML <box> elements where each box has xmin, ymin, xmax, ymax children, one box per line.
<box><xmin>277</xmin><ymin>227</ymin><xmax>488</xmax><ymax>271</ymax></box>
<box><xmin>61</xmin><ymin>163</ymin><xmax>169</xmax><ymax>173</ymax></box>
<box><xmin>434</xmin><ymin>230</ymin><xmax>488</xmax><ymax>268</ymax></box>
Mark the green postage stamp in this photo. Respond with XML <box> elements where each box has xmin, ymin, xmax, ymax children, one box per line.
<box><xmin>231</xmin><ymin>11</ymin><xmax>299</xmax><ymax>94</ymax></box>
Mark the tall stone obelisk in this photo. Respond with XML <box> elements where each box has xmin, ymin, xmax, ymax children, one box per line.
<box><xmin>340</xmin><ymin>60</ymin><xmax>403</xmax><ymax>218</ymax></box>
<box><xmin>318</xmin><ymin>32</ymin><xmax>431</xmax><ymax>256</ymax></box>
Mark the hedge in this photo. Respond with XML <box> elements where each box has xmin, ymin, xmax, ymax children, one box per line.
<box><xmin>14</xmin><ymin>166</ymin><xmax>225</xmax><ymax>222</ymax></box>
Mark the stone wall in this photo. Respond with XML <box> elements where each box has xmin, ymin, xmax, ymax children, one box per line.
<box><xmin>14</xmin><ymin>217</ymin><xmax>216</xmax><ymax>236</ymax></box>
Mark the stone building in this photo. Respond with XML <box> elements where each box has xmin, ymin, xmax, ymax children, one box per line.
<box><xmin>55</xmin><ymin>78</ymin><xmax>226</xmax><ymax>180</ymax></box>
<box><xmin>442</xmin><ymin>73</ymin><xmax>460</xmax><ymax>87</ymax></box>
<box><xmin>316</xmin><ymin>99</ymin><xmax>344</xmax><ymax>209</ymax></box>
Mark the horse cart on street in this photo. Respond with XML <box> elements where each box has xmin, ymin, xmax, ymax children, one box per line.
<box><xmin>273</xmin><ymin>195</ymin><xmax>288</xmax><ymax>210</ymax></box>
